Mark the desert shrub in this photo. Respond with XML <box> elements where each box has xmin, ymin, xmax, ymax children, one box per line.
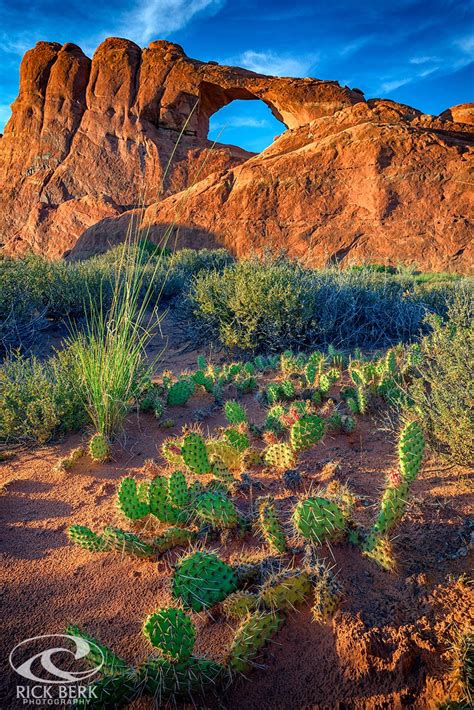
<box><xmin>407</xmin><ymin>289</ymin><xmax>474</xmax><ymax>466</ymax></box>
<box><xmin>0</xmin><ymin>348</ymin><xmax>87</xmax><ymax>443</ymax></box>
<box><xmin>183</xmin><ymin>256</ymin><xmax>465</xmax><ymax>352</ymax></box>
<box><xmin>0</xmin><ymin>248</ymin><xmax>234</xmax><ymax>352</ymax></box>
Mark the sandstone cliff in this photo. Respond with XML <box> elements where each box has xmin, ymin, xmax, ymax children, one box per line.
<box><xmin>0</xmin><ymin>38</ymin><xmax>472</xmax><ymax>271</ymax></box>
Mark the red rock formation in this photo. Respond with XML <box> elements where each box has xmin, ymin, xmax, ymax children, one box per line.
<box><xmin>0</xmin><ymin>38</ymin><xmax>472</xmax><ymax>271</ymax></box>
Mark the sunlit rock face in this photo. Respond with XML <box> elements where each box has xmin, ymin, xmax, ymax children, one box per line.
<box><xmin>0</xmin><ymin>38</ymin><xmax>472</xmax><ymax>271</ymax></box>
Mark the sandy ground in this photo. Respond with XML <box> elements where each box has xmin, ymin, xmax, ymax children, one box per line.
<box><xmin>1</xmin><ymin>322</ymin><xmax>473</xmax><ymax>709</ymax></box>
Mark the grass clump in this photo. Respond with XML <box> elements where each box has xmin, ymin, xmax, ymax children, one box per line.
<box><xmin>407</xmin><ymin>289</ymin><xmax>474</xmax><ymax>467</ymax></box>
<box><xmin>0</xmin><ymin>348</ymin><xmax>86</xmax><ymax>443</ymax></box>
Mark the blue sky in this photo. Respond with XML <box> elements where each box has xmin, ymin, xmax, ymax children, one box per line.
<box><xmin>0</xmin><ymin>0</ymin><xmax>472</xmax><ymax>151</ymax></box>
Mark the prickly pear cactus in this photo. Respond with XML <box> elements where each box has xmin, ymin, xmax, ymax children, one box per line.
<box><xmin>224</xmin><ymin>427</ymin><xmax>250</xmax><ymax>452</ymax></box>
<box><xmin>398</xmin><ymin>421</ymin><xmax>425</xmax><ymax>482</ymax></box>
<box><xmin>117</xmin><ymin>478</ymin><xmax>150</xmax><ymax>520</ymax></box>
<box><xmin>356</xmin><ymin>386</ymin><xmax>368</xmax><ymax>414</ymax></box>
<box><xmin>143</xmin><ymin>608</ymin><xmax>195</xmax><ymax>662</ymax></box>
<box><xmin>194</xmin><ymin>492</ymin><xmax>239</xmax><ymax>529</ymax></box>
<box><xmin>361</xmin><ymin>534</ymin><xmax>396</xmax><ymax>572</ymax></box>
<box><xmin>305</xmin><ymin>361</ymin><xmax>318</xmax><ymax>386</ymax></box>
<box><xmin>259</xmin><ymin>569</ymin><xmax>312</xmax><ymax>611</ymax></box>
<box><xmin>168</xmin><ymin>470</ymin><xmax>190</xmax><ymax>508</ymax></box>
<box><xmin>139</xmin><ymin>656</ymin><xmax>224</xmax><ymax>701</ymax></box>
<box><xmin>280</xmin><ymin>380</ymin><xmax>296</xmax><ymax>399</ymax></box>
<box><xmin>149</xmin><ymin>476</ymin><xmax>180</xmax><ymax>524</ymax></box>
<box><xmin>265</xmin><ymin>404</ymin><xmax>286</xmax><ymax>434</ymax></box>
<box><xmin>326</xmin><ymin>411</ymin><xmax>343</xmax><ymax>431</ymax></box>
<box><xmin>346</xmin><ymin>397</ymin><xmax>359</xmax><ymax>415</ymax></box>
<box><xmin>372</xmin><ymin>482</ymin><xmax>409</xmax><ymax>536</ymax></box>
<box><xmin>67</xmin><ymin>525</ymin><xmax>109</xmax><ymax>553</ymax></box>
<box><xmin>102</xmin><ymin>527</ymin><xmax>156</xmax><ymax>559</ymax></box>
<box><xmin>160</xmin><ymin>439</ymin><xmax>183</xmax><ymax>466</ymax></box>
<box><xmin>65</xmin><ymin>625</ymin><xmax>131</xmax><ymax>676</ymax></box>
<box><xmin>341</xmin><ymin>415</ymin><xmax>356</xmax><ymax>433</ymax></box>
<box><xmin>207</xmin><ymin>440</ymin><xmax>242</xmax><ymax>471</ymax></box>
<box><xmin>75</xmin><ymin>671</ymin><xmax>139</xmax><ymax>707</ymax></box>
<box><xmin>222</xmin><ymin>591</ymin><xmax>258</xmax><ymax>620</ymax></box>
<box><xmin>257</xmin><ymin>497</ymin><xmax>287</xmax><ymax>553</ymax></box>
<box><xmin>172</xmin><ymin>550</ymin><xmax>238</xmax><ymax>611</ymax></box>
<box><xmin>210</xmin><ymin>456</ymin><xmax>236</xmax><ymax>485</ymax></box>
<box><xmin>310</xmin><ymin>562</ymin><xmax>342</xmax><ymax>623</ymax></box>
<box><xmin>290</xmin><ymin>414</ymin><xmax>325</xmax><ymax>452</ymax></box>
<box><xmin>167</xmin><ymin>379</ymin><xmax>195</xmax><ymax>406</ymax></box>
<box><xmin>88</xmin><ymin>433</ymin><xmax>110</xmax><ymax>463</ymax></box>
<box><xmin>264</xmin><ymin>443</ymin><xmax>295</xmax><ymax>471</ymax></box>
<box><xmin>266</xmin><ymin>382</ymin><xmax>282</xmax><ymax>404</ymax></box>
<box><xmin>224</xmin><ymin>400</ymin><xmax>247</xmax><ymax>425</ymax></box>
<box><xmin>227</xmin><ymin>612</ymin><xmax>281</xmax><ymax>672</ymax></box>
<box><xmin>154</xmin><ymin>527</ymin><xmax>194</xmax><ymax>554</ymax></box>
<box><xmin>292</xmin><ymin>497</ymin><xmax>346</xmax><ymax>544</ymax></box>
<box><xmin>181</xmin><ymin>433</ymin><xmax>211</xmax><ymax>474</ymax></box>
<box><xmin>319</xmin><ymin>373</ymin><xmax>332</xmax><ymax>395</ymax></box>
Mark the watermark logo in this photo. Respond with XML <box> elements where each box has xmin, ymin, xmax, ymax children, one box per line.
<box><xmin>9</xmin><ymin>635</ymin><xmax>103</xmax><ymax>705</ymax></box>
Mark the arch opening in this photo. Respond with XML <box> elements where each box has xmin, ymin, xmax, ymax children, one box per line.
<box><xmin>207</xmin><ymin>98</ymin><xmax>286</xmax><ymax>153</ymax></box>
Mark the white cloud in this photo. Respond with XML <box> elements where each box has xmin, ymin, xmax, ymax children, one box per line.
<box><xmin>210</xmin><ymin>116</ymin><xmax>269</xmax><ymax>131</ymax></box>
<box><xmin>227</xmin><ymin>49</ymin><xmax>318</xmax><ymax>77</ymax></box>
<box><xmin>0</xmin><ymin>30</ymin><xmax>38</xmax><ymax>57</ymax></box>
<box><xmin>379</xmin><ymin>78</ymin><xmax>412</xmax><ymax>93</ymax></box>
<box><xmin>116</xmin><ymin>0</ymin><xmax>225</xmax><ymax>45</ymax></box>
<box><xmin>409</xmin><ymin>55</ymin><xmax>438</xmax><ymax>65</ymax></box>
<box><xmin>456</xmin><ymin>34</ymin><xmax>474</xmax><ymax>57</ymax></box>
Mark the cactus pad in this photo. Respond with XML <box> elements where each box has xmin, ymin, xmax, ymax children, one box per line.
<box><xmin>398</xmin><ymin>421</ymin><xmax>425</xmax><ymax>482</ymax></box>
<box><xmin>117</xmin><ymin>478</ymin><xmax>150</xmax><ymax>520</ymax></box>
<box><xmin>172</xmin><ymin>550</ymin><xmax>238</xmax><ymax>611</ymax></box>
<box><xmin>290</xmin><ymin>414</ymin><xmax>325</xmax><ymax>452</ymax></box>
<box><xmin>224</xmin><ymin>400</ymin><xmax>247</xmax><ymax>425</ymax></box>
<box><xmin>143</xmin><ymin>608</ymin><xmax>195</xmax><ymax>662</ymax></box>
<box><xmin>194</xmin><ymin>492</ymin><xmax>239</xmax><ymax>529</ymax></box>
<box><xmin>65</xmin><ymin>625</ymin><xmax>131</xmax><ymax>676</ymax></box>
<box><xmin>257</xmin><ymin>497</ymin><xmax>287</xmax><ymax>553</ymax></box>
<box><xmin>168</xmin><ymin>470</ymin><xmax>190</xmax><ymax>508</ymax></box>
<box><xmin>181</xmin><ymin>433</ymin><xmax>211</xmax><ymax>474</ymax></box>
<box><xmin>227</xmin><ymin>611</ymin><xmax>281</xmax><ymax>672</ymax></box>
<box><xmin>167</xmin><ymin>379</ymin><xmax>195</xmax><ymax>407</ymax></box>
<box><xmin>88</xmin><ymin>433</ymin><xmax>110</xmax><ymax>463</ymax></box>
<box><xmin>259</xmin><ymin>569</ymin><xmax>312</xmax><ymax>611</ymax></box>
<box><xmin>102</xmin><ymin>527</ymin><xmax>156</xmax><ymax>559</ymax></box>
<box><xmin>264</xmin><ymin>443</ymin><xmax>295</xmax><ymax>471</ymax></box>
<box><xmin>292</xmin><ymin>496</ymin><xmax>346</xmax><ymax>544</ymax></box>
<box><xmin>67</xmin><ymin>525</ymin><xmax>109</xmax><ymax>553</ymax></box>
<box><xmin>222</xmin><ymin>591</ymin><xmax>258</xmax><ymax>620</ymax></box>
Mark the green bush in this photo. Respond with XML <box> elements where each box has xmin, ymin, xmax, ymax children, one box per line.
<box><xmin>0</xmin><ymin>348</ymin><xmax>87</xmax><ymax>444</ymax></box>
<box><xmin>407</xmin><ymin>289</ymin><xmax>474</xmax><ymax>467</ymax></box>
<box><xmin>0</xmin><ymin>248</ymin><xmax>234</xmax><ymax>352</ymax></box>
<box><xmin>183</xmin><ymin>255</ymin><xmax>467</xmax><ymax>352</ymax></box>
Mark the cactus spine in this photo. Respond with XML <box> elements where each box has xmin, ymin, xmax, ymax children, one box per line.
<box><xmin>257</xmin><ymin>497</ymin><xmax>287</xmax><ymax>553</ymax></box>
